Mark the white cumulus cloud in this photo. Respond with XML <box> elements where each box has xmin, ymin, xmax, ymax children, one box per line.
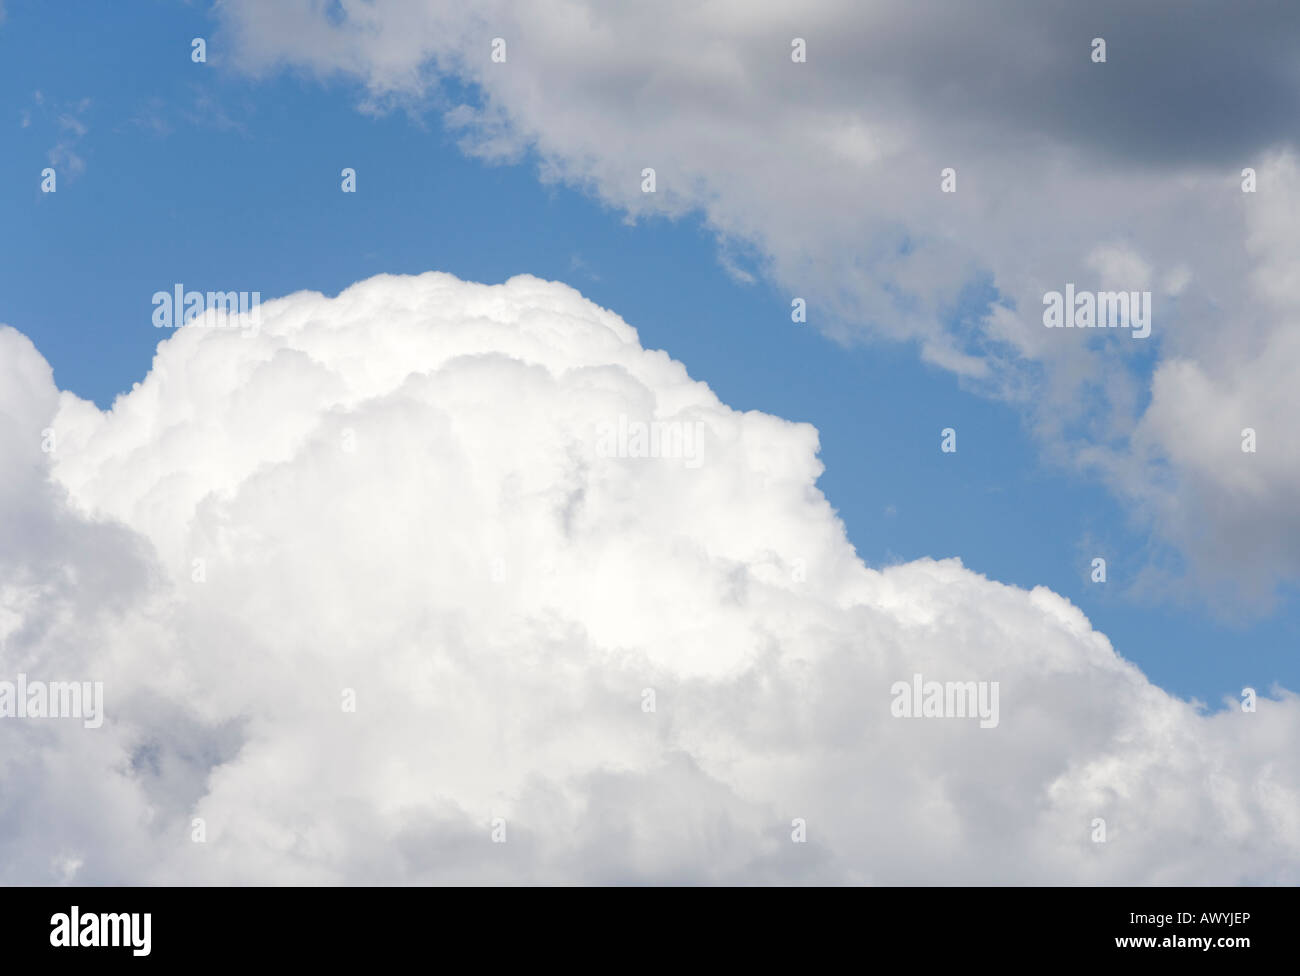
<box><xmin>0</xmin><ymin>272</ymin><xmax>1296</xmax><ymax>883</ymax></box>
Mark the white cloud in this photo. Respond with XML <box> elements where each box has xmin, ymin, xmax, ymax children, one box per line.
<box><xmin>1085</xmin><ymin>245</ymin><xmax>1152</xmax><ymax>293</ymax></box>
<box><xmin>1</xmin><ymin>272</ymin><xmax>1297</xmax><ymax>882</ymax></box>
<box><xmin>212</xmin><ymin>0</ymin><xmax>1300</xmax><ymax>607</ymax></box>
<box><xmin>26</xmin><ymin>93</ymin><xmax>91</xmax><ymax>176</ymax></box>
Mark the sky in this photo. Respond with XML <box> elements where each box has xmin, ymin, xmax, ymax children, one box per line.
<box><xmin>0</xmin><ymin>1</ymin><xmax>1298</xmax><ymax>883</ymax></box>
<box><xmin>2</xmin><ymin>0</ymin><xmax>1292</xmax><ymax>703</ymax></box>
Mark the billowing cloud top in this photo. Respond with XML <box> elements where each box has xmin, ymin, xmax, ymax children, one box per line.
<box><xmin>215</xmin><ymin>0</ymin><xmax>1300</xmax><ymax>608</ymax></box>
<box><xmin>1</xmin><ymin>272</ymin><xmax>1296</xmax><ymax>882</ymax></box>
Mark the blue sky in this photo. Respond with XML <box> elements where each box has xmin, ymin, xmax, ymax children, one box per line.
<box><xmin>2</xmin><ymin>0</ymin><xmax>1295</xmax><ymax>706</ymax></box>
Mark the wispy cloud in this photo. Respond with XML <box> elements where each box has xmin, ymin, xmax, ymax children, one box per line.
<box><xmin>29</xmin><ymin>91</ymin><xmax>91</xmax><ymax>176</ymax></box>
